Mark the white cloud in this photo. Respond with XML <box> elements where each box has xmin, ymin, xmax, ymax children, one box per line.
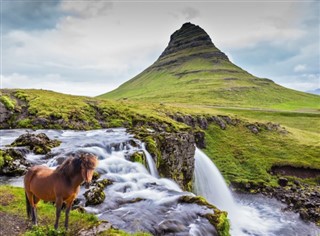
<box><xmin>2</xmin><ymin>1</ymin><xmax>319</xmax><ymax>96</ymax></box>
<box><xmin>274</xmin><ymin>73</ymin><xmax>319</xmax><ymax>92</ymax></box>
<box><xmin>294</xmin><ymin>64</ymin><xmax>307</xmax><ymax>72</ymax></box>
<box><xmin>1</xmin><ymin>73</ymin><xmax>114</xmax><ymax>97</ymax></box>
<box><xmin>60</xmin><ymin>0</ymin><xmax>113</xmax><ymax>18</ymax></box>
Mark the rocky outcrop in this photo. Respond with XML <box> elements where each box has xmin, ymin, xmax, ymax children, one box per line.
<box><xmin>10</xmin><ymin>133</ymin><xmax>61</xmax><ymax>154</ymax></box>
<box><xmin>170</xmin><ymin>113</ymin><xmax>287</xmax><ymax>135</ymax></box>
<box><xmin>0</xmin><ymin>102</ymin><xmax>13</xmax><ymax>126</ymax></box>
<box><xmin>270</xmin><ymin>165</ymin><xmax>320</xmax><ymax>179</ymax></box>
<box><xmin>0</xmin><ymin>148</ymin><xmax>31</xmax><ymax>176</ymax></box>
<box><xmin>232</xmin><ymin>178</ymin><xmax>320</xmax><ymax>225</ymax></box>
<box><xmin>264</xmin><ymin>182</ymin><xmax>320</xmax><ymax>225</ymax></box>
<box><xmin>157</xmin><ymin>23</ymin><xmax>229</xmax><ymax>67</ymax></box>
<box><xmin>135</xmin><ymin>129</ymin><xmax>196</xmax><ymax>191</ymax></box>
<box><xmin>156</xmin><ymin>132</ymin><xmax>195</xmax><ymax>191</ymax></box>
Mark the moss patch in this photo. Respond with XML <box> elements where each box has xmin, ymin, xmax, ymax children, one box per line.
<box><xmin>0</xmin><ymin>95</ymin><xmax>15</xmax><ymax>110</ymax></box>
<box><xmin>178</xmin><ymin>195</ymin><xmax>230</xmax><ymax>236</ymax></box>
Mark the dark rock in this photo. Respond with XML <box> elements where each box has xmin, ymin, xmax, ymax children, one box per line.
<box><xmin>32</xmin><ymin>117</ymin><xmax>49</xmax><ymax>127</ymax></box>
<box><xmin>299</xmin><ymin>209</ymin><xmax>309</xmax><ymax>221</ymax></box>
<box><xmin>146</xmin><ymin>132</ymin><xmax>196</xmax><ymax>191</ymax></box>
<box><xmin>211</xmin><ymin>116</ymin><xmax>226</xmax><ymax>130</ymax></box>
<box><xmin>158</xmin><ymin>219</ymin><xmax>187</xmax><ymax>233</ymax></box>
<box><xmin>194</xmin><ymin>130</ymin><xmax>206</xmax><ymax>148</ymax></box>
<box><xmin>10</xmin><ymin>132</ymin><xmax>61</xmax><ymax>154</ymax></box>
<box><xmin>271</xmin><ymin>165</ymin><xmax>320</xmax><ymax>179</ymax></box>
<box><xmin>246</xmin><ymin>124</ymin><xmax>259</xmax><ymax>134</ymax></box>
<box><xmin>84</xmin><ymin>179</ymin><xmax>112</xmax><ymax>206</ymax></box>
<box><xmin>0</xmin><ymin>148</ymin><xmax>31</xmax><ymax>176</ymax></box>
<box><xmin>0</xmin><ymin>102</ymin><xmax>13</xmax><ymax>128</ymax></box>
<box><xmin>278</xmin><ymin>177</ymin><xmax>288</xmax><ymax>187</ymax></box>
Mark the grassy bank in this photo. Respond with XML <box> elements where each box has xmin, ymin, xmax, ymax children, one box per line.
<box><xmin>1</xmin><ymin>88</ymin><xmax>319</xmax><ymax>188</ymax></box>
<box><xmin>0</xmin><ymin>185</ymin><xmax>151</xmax><ymax>236</ymax></box>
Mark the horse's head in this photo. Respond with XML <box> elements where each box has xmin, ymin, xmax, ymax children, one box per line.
<box><xmin>79</xmin><ymin>153</ymin><xmax>98</xmax><ymax>189</ymax></box>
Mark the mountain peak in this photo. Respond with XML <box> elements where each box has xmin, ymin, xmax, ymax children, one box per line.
<box><xmin>158</xmin><ymin>22</ymin><xmax>228</xmax><ymax>62</ymax></box>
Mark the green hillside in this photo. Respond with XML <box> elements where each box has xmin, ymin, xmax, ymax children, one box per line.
<box><xmin>100</xmin><ymin>23</ymin><xmax>319</xmax><ymax>111</ymax></box>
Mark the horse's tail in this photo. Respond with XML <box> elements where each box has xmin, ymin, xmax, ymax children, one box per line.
<box><xmin>25</xmin><ymin>191</ymin><xmax>32</xmax><ymax>219</ymax></box>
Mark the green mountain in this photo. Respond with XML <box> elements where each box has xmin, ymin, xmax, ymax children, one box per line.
<box><xmin>100</xmin><ymin>23</ymin><xmax>319</xmax><ymax>111</ymax></box>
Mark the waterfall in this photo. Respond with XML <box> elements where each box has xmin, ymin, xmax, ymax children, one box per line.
<box><xmin>194</xmin><ymin>148</ymin><xmax>235</xmax><ymax>211</ymax></box>
<box><xmin>193</xmin><ymin>147</ymin><xmax>299</xmax><ymax>236</ymax></box>
<box><xmin>142</xmin><ymin>143</ymin><xmax>159</xmax><ymax>178</ymax></box>
<box><xmin>2</xmin><ymin>130</ymin><xmax>319</xmax><ymax>236</ymax></box>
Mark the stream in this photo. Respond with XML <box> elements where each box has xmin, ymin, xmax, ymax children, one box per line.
<box><xmin>0</xmin><ymin>129</ymin><xmax>319</xmax><ymax>236</ymax></box>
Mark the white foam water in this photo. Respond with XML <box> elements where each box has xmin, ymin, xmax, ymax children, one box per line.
<box><xmin>0</xmin><ymin>129</ymin><xmax>217</xmax><ymax>235</ymax></box>
<box><xmin>1</xmin><ymin>129</ymin><xmax>319</xmax><ymax>236</ymax></box>
<box><xmin>194</xmin><ymin>148</ymin><xmax>320</xmax><ymax>236</ymax></box>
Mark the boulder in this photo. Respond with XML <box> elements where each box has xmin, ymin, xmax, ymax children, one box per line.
<box><xmin>84</xmin><ymin>179</ymin><xmax>113</xmax><ymax>206</ymax></box>
<box><xmin>278</xmin><ymin>177</ymin><xmax>288</xmax><ymax>187</ymax></box>
<box><xmin>0</xmin><ymin>148</ymin><xmax>30</xmax><ymax>176</ymax></box>
<box><xmin>10</xmin><ymin>133</ymin><xmax>61</xmax><ymax>154</ymax></box>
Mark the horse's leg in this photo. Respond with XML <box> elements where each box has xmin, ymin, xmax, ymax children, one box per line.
<box><xmin>26</xmin><ymin>192</ymin><xmax>38</xmax><ymax>225</ymax></box>
<box><xmin>33</xmin><ymin>196</ymin><xmax>40</xmax><ymax>226</ymax></box>
<box><xmin>65</xmin><ymin>196</ymin><xmax>77</xmax><ymax>230</ymax></box>
<box><xmin>54</xmin><ymin>197</ymin><xmax>63</xmax><ymax>230</ymax></box>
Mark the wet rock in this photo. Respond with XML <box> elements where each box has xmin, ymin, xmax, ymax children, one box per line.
<box><xmin>155</xmin><ymin>132</ymin><xmax>196</xmax><ymax>191</ymax></box>
<box><xmin>0</xmin><ymin>148</ymin><xmax>30</xmax><ymax>176</ymax></box>
<box><xmin>278</xmin><ymin>177</ymin><xmax>288</xmax><ymax>187</ymax></box>
<box><xmin>129</xmin><ymin>151</ymin><xmax>146</xmax><ymax>166</ymax></box>
<box><xmin>299</xmin><ymin>209</ymin><xmax>309</xmax><ymax>221</ymax></box>
<box><xmin>84</xmin><ymin>179</ymin><xmax>113</xmax><ymax>206</ymax></box>
<box><xmin>84</xmin><ymin>187</ymin><xmax>105</xmax><ymax>206</ymax></box>
<box><xmin>10</xmin><ymin>132</ymin><xmax>61</xmax><ymax>154</ymax></box>
<box><xmin>158</xmin><ymin>219</ymin><xmax>187</xmax><ymax>233</ymax></box>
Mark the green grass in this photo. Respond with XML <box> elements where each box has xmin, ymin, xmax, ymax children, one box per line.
<box><xmin>203</xmin><ymin>123</ymin><xmax>320</xmax><ymax>187</ymax></box>
<box><xmin>0</xmin><ymin>95</ymin><xmax>16</xmax><ymax>110</ymax></box>
<box><xmin>0</xmin><ymin>89</ymin><xmax>188</xmax><ymax>131</ymax></box>
<box><xmin>1</xmin><ymin>88</ymin><xmax>319</xmax><ymax>188</ymax></box>
<box><xmin>0</xmin><ymin>185</ymin><xmax>98</xmax><ymax>235</ymax></box>
<box><xmin>0</xmin><ymin>185</ymin><xmax>151</xmax><ymax>236</ymax></box>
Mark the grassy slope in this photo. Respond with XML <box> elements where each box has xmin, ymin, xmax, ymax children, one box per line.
<box><xmin>166</xmin><ymin>104</ymin><xmax>320</xmax><ymax>186</ymax></box>
<box><xmin>1</xmin><ymin>89</ymin><xmax>319</xmax><ymax>188</ymax></box>
<box><xmin>100</xmin><ymin>55</ymin><xmax>319</xmax><ymax>111</ymax></box>
<box><xmin>99</xmin><ymin>33</ymin><xmax>319</xmax><ymax>186</ymax></box>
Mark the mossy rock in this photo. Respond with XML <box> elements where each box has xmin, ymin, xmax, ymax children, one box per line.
<box><xmin>10</xmin><ymin>133</ymin><xmax>61</xmax><ymax>155</ymax></box>
<box><xmin>0</xmin><ymin>95</ymin><xmax>15</xmax><ymax>110</ymax></box>
<box><xmin>178</xmin><ymin>196</ymin><xmax>230</xmax><ymax>236</ymax></box>
<box><xmin>0</xmin><ymin>149</ymin><xmax>30</xmax><ymax>176</ymax></box>
<box><xmin>84</xmin><ymin>188</ymin><xmax>106</xmax><ymax>206</ymax></box>
<box><xmin>129</xmin><ymin>151</ymin><xmax>146</xmax><ymax>166</ymax></box>
<box><xmin>84</xmin><ymin>179</ymin><xmax>113</xmax><ymax>206</ymax></box>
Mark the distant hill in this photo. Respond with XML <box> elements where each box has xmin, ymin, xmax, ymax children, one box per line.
<box><xmin>99</xmin><ymin>23</ymin><xmax>319</xmax><ymax>111</ymax></box>
<box><xmin>306</xmin><ymin>88</ymin><xmax>320</xmax><ymax>95</ymax></box>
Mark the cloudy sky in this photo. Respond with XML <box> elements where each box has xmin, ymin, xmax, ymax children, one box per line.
<box><xmin>1</xmin><ymin>0</ymin><xmax>319</xmax><ymax>96</ymax></box>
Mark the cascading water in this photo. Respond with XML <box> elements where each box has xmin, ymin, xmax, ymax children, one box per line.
<box><xmin>194</xmin><ymin>147</ymin><xmax>320</xmax><ymax>236</ymax></box>
<box><xmin>0</xmin><ymin>129</ymin><xmax>217</xmax><ymax>235</ymax></box>
<box><xmin>194</xmin><ymin>148</ymin><xmax>235</xmax><ymax>211</ymax></box>
<box><xmin>1</xmin><ymin>129</ymin><xmax>319</xmax><ymax>236</ymax></box>
<box><xmin>142</xmin><ymin>143</ymin><xmax>159</xmax><ymax>178</ymax></box>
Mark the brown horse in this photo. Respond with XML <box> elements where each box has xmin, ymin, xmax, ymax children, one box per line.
<box><xmin>24</xmin><ymin>153</ymin><xmax>98</xmax><ymax>230</ymax></box>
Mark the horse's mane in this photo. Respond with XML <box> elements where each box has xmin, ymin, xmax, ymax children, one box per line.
<box><xmin>54</xmin><ymin>153</ymin><xmax>97</xmax><ymax>179</ymax></box>
<box><xmin>54</xmin><ymin>155</ymin><xmax>82</xmax><ymax>178</ymax></box>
